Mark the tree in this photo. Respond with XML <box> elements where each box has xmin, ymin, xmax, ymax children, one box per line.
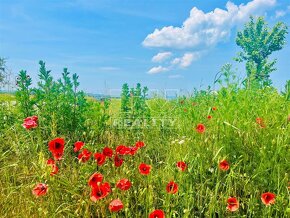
<box><xmin>235</xmin><ymin>16</ymin><xmax>288</xmax><ymax>88</ymax></box>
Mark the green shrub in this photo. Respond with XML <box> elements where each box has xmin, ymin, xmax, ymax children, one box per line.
<box><xmin>16</xmin><ymin>61</ymin><xmax>89</xmax><ymax>137</ymax></box>
<box><xmin>120</xmin><ymin>83</ymin><xmax>150</xmax><ymax>126</ymax></box>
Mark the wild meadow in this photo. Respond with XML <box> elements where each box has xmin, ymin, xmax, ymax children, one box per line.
<box><xmin>0</xmin><ymin>16</ymin><xmax>290</xmax><ymax>218</ymax></box>
<box><xmin>0</xmin><ymin>60</ymin><xmax>289</xmax><ymax>217</ymax></box>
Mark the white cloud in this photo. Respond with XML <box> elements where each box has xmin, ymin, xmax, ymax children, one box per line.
<box><xmin>152</xmin><ymin>52</ymin><xmax>172</xmax><ymax>62</ymax></box>
<box><xmin>181</xmin><ymin>53</ymin><xmax>195</xmax><ymax>67</ymax></box>
<box><xmin>171</xmin><ymin>52</ymin><xmax>201</xmax><ymax>68</ymax></box>
<box><xmin>275</xmin><ymin>10</ymin><xmax>286</xmax><ymax>18</ymax></box>
<box><xmin>147</xmin><ymin>66</ymin><xmax>169</xmax><ymax>74</ymax></box>
<box><xmin>143</xmin><ymin>0</ymin><xmax>276</xmax><ymax>49</ymax></box>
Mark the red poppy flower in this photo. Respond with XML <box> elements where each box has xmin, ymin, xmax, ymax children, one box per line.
<box><xmin>48</xmin><ymin>138</ymin><xmax>65</xmax><ymax>160</ymax></box>
<box><xmin>22</xmin><ymin>116</ymin><xmax>38</xmax><ymax>129</ymax></box>
<box><xmin>116</xmin><ymin>145</ymin><xmax>131</xmax><ymax>155</ymax></box>
<box><xmin>94</xmin><ymin>152</ymin><xmax>106</xmax><ymax>166</ymax></box>
<box><xmin>219</xmin><ymin>160</ymin><xmax>230</xmax><ymax>171</ymax></box>
<box><xmin>88</xmin><ymin>172</ymin><xmax>104</xmax><ymax>188</ymax></box>
<box><xmin>101</xmin><ymin>182</ymin><xmax>111</xmax><ymax>192</ymax></box>
<box><xmin>227</xmin><ymin>197</ymin><xmax>239</xmax><ymax>212</ymax></box>
<box><xmin>183</xmin><ymin>108</ymin><xmax>187</xmax><ymax>112</ymax></box>
<box><xmin>114</xmin><ymin>155</ymin><xmax>124</xmax><ymax>167</ymax></box>
<box><xmin>103</xmin><ymin>147</ymin><xmax>113</xmax><ymax>158</ymax></box>
<box><xmin>176</xmin><ymin>161</ymin><xmax>187</xmax><ymax>171</ymax></box>
<box><xmin>256</xmin><ymin>117</ymin><xmax>263</xmax><ymax>124</ymax></box>
<box><xmin>135</xmin><ymin>141</ymin><xmax>145</xmax><ymax>148</ymax></box>
<box><xmin>90</xmin><ymin>182</ymin><xmax>111</xmax><ymax>202</ymax></box>
<box><xmin>149</xmin><ymin>209</ymin><xmax>165</xmax><ymax>218</ymax></box>
<box><xmin>116</xmin><ymin>178</ymin><xmax>131</xmax><ymax>191</ymax></box>
<box><xmin>109</xmin><ymin>199</ymin><xmax>123</xmax><ymax>212</ymax></box>
<box><xmin>50</xmin><ymin>164</ymin><xmax>59</xmax><ymax>176</ymax></box>
<box><xmin>139</xmin><ymin>163</ymin><xmax>151</xmax><ymax>175</ymax></box>
<box><xmin>196</xmin><ymin>123</ymin><xmax>205</xmax><ymax>134</ymax></box>
<box><xmin>30</xmin><ymin>115</ymin><xmax>38</xmax><ymax>122</ymax></box>
<box><xmin>74</xmin><ymin>141</ymin><xmax>85</xmax><ymax>152</ymax></box>
<box><xmin>129</xmin><ymin>146</ymin><xmax>139</xmax><ymax>155</ymax></box>
<box><xmin>207</xmin><ymin>115</ymin><xmax>212</xmax><ymax>120</ymax></box>
<box><xmin>212</xmin><ymin>107</ymin><xmax>217</xmax><ymax>111</ymax></box>
<box><xmin>32</xmin><ymin>183</ymin><xmax>48</xmax><ymax>197</ymax></box>
<box><xmin>256</xmin><ymin>117</ymin><xmax>266</xmax><ymax>128</ymax></box>
<box><xmin>47</xmin><ymin>158</ymin><xmax>55</xmax><ymax>165</ymax></box>
<box><xmin>24</xmin><ymin>115</ymin><xmax>38</xmax><ymax>124</ymax></box>
<box><xmin>78</xmin><ymin>149</ymin><xmax>92</xmax><ymax>163</ymax></box>
<box><xmin>261</xmin><ymin>192</ymin><xmax>275</xmax><ymax>206</ymax></box>
<box><xmin>166</xmin><ymin>181</ymin><xmax>178</xmax><ymax>194</ymax></box>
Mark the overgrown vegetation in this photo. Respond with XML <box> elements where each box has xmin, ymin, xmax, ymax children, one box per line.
<box><xmin>1</xmin><ymin>81</ymin><xmax>289</xmax><ymax>217</ymax></box>
<box><xmin>13</xmin><ymin>61</ymin><xmax>111</xmax><ymax>143</ymax></box>
<box><xmin>120</xmin><ymin>83</ymin><xmax>150</xmax><ymax>126</ymax></box>
<box><xmin>15</xmin><ymin>61</ymin><xmax>89</xmax><ymax>137</ymax></box>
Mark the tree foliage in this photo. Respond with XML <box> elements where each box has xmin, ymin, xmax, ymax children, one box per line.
<box><xmin>235</xmin><ymin>16</ymin><xmax>288</xmax><ymax>88</ymax></box>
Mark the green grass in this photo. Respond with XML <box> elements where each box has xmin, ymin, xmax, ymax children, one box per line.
<box><xmin>0</xmin><ymin>88</ymin><xmax>289</xmax><ymax>217</ymax></box>
<box><xmin>0</xmin><ymin>93</ymin><xmax>15</xmax><ymax>101</ymax></box>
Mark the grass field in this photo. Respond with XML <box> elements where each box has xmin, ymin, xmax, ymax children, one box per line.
<box><xmin>0</xmin><ymin>87</ymin><xmax>289</xmax><ymax>218</ymax></box>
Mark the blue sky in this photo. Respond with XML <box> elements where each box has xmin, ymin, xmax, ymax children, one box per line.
<box><xmin>0</xmin><ymin>0</ymin><xmax>289</xmax><ymax>94</ymax></box>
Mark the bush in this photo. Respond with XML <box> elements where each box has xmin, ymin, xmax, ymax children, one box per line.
<box><xmin>16</xmin><ymin>61</ymin><xmax>89</xmax><ymax>137</ymax></box>
<box><xmin>120</xmin><ymin>83</ymin><xmax>150</xmax><ymax>127</ymax></box>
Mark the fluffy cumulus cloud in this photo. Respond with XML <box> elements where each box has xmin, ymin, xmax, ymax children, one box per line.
<box><xmin>145</xmin><ymin>0</ymin><xmax>276</xmax><ymax>74</ymax></box>
<box><xmin>143</xmin><ymin>0</ymin><xmax>276</xmax><ymax>49</ymax></box>
<box><xmin>147</xmin><ymin>66</ymin><xmax>169</xmax><ymax>74</ymax></box>
<box><xmin>171</xmin><ymin>52</ymin><xmax>201</xmax><ymax>68</ymax></box>
<box><xmin>152</xmin><ymin>52</ymin><xmax>172</xmax><ymax>62</ymax></box>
